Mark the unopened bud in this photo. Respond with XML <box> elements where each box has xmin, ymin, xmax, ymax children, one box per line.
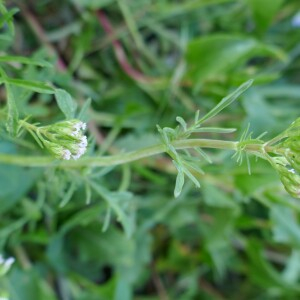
<box><xmin>276</xmin><ymin>164</ymin><xmax>300</xmax><ymax>198</ymax></box>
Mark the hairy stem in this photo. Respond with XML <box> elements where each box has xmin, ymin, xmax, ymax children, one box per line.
<box><xmin>0</xmin><ymin>139</ymin><xmax>270</xmax><ymax>168</ymax></box>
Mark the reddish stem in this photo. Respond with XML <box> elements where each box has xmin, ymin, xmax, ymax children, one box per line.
<box><xmin>96</xmin><ymin>10</ymin><xmax>153</xmax><ymax>84</ymax></box>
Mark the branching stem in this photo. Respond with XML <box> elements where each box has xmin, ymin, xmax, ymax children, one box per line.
<box><xmin>0</xmin><ymin>138</ymin><xmax>273</xmax><ymax>168</ymax></box>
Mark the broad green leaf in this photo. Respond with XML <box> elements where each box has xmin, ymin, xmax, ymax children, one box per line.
<box><xmin>242</xmin><ymin>89</ymin><xmax>279</xmax><ymax>136</ymax></box>
<box><xmin>8</xmin><ymin>268</ymin><xmax>57</xmax><ymax>300</ymax></box>
<box><xmin>55</xmin><ymin>89</ymin><xmax>77</xmax><ymax>119</ymax></box>
<box><xmin>67</xmin><ymin>226</ymin><xmax>135</xmax><ymax>268</ymax></box>
<box><xmin>246</xmin><ymin>239</ymin><xmax>299</xmax><ymax>293</ymax></box>
<box><xmin>247</xmin><ymin>0</ymin><xmax>284</xmax><ymax>34</ymax></box>
<box><xmin>186</xmin><ymin>35</ymin><xmax>286</xmax><ymax>83</ymax></box>
<box><xmin>0</xmin><ymin>142</ymin><xmax>42</xmax><ymax>214</ymax></box>
<box><xmin>0</xmin><ymin>164</ymin><xmax>41</xmax><ymax>214</ymax></box>
<box><xmin>270</xmin><ymin>205</ymin><xmax>300</xmax><ymax>247</ymax></box>
<box><xmin>203</xmin><ymin>209</ymin><xmax>237</xmax><ymax>279</ymax></box>
<box><xmin>283</xmin><ymin>250</ymin><xmax>300</xmax><ymax>285</ymax></box>
<box><xmin>114</xmin><ymin>277</ymin><xmax>132</xmax><ymax>300</ymax></box>
<box><xmin>0</xmin><ymin>34</ymin><xmax>13</xmax><ymax>50</ymax></box>
<box><xmin>202</xmin><ymin>182</ymin><xmax>238</xmax><ymax>208</ymax></box>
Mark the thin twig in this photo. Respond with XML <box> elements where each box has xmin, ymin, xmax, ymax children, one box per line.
<box><xmin>96</xmin><ymin>10</ymin><xmax>154</xmax><ymax>84</ymax></box>
<box><xmin>13</xmin><ymin>245</ymin><xmax>31</xmax><ymax>270</ymax></box>
<box><xmin>151</xmin><ymin>262</ymin><xmax>170</xmax><ymax>300</ymax></box>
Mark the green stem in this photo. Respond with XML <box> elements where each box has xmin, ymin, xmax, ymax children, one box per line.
<box><xmin>0</xmin><ymin>138</ymin><xmax>270</xmax><ymax>168</ymax></box>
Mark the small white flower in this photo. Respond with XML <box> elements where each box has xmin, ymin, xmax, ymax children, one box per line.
<box><xmin>77</xmin><ymin>147</ymin><xmax>86</xmax><ymax>156</ymax></box>
<box><xmin>73</xmin><ymin>122</ymin><xmax>81</xmax><ymax>130</ymax></box>
<box><xmin>72</xmin><ymin>128</ymin><xmax>80</xmax><ymax>136</ymax></box>
<box><xmin>289</xmin><ymin>168</ymin><xmax>296</xmax><ymax>174</ymax></box>
<box><xmin>79</xmin><ymin>136</ymin><xmax>88</xmax><ymax>147</ymax></box>
<box><xmin>71</xmin><ymin>121</ymin><xmax>86</xmax><ymax>136</ymax></box>
<box><xmin>62</xmin><ymin>149</ymin><xmax>71</xmax><ymax>160</ymax></box>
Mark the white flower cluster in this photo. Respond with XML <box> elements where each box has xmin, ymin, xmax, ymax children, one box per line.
<box><xmin>60</xmin><ymin>120</ymin><xmax>88</xmax><ymax>160</ymax></box>
<box><xmin>38</xmin><ymin>119</ymin><xmax>88</xmax><ymax>160</ymax></box>
<box><xmin>71</xmin><ymin>121</ymin><xmax>87</xmax><ymax>136</ymax></box>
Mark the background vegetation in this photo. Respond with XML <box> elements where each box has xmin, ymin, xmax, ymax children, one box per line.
<box><xmin>1</xmin><ymin>0</ymin><xmax>300</xmax><ymax>299</ymax></box>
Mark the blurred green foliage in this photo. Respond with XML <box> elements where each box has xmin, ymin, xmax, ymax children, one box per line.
<box><xmin>1</xmin><ymin>0</ymin><xmax>300</xmax><ymax>299</ymax></box>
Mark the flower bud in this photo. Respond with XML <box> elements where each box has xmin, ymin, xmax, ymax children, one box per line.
<box><xmin>275</xmin><ymin>164</ymin><xmax>300</xmax><ymax>198</ymax></box>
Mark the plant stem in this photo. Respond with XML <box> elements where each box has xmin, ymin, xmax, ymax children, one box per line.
<box><xmin>0</xmin><ymin>138</ymin><xmax>271</xmax><ymax>168</ymax></box>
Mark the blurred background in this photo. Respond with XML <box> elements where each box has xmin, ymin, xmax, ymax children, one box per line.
<box><xmin>1</xmin><ymin>0</ymin><xmax>300</xmax><ymax>299</ymax></box>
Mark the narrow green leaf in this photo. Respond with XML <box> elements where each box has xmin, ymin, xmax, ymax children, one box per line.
<box><xmin>183</xmin><ymin>160</ymin><xmax>205</xmax><ymax>175</ymax></box>
<box><xmin>194</xmin><ymin>147</ymin><xmax>212</xmax><ymax>164</ymax></box>
<box><xmin>102</xmin><ymin>205</ymin><xmax>112</xmax><ymax>232</ymax></box>
<box><xmin>0</xmin><ymin>7</ymin><xmax>18</xmax><ymax>30</ymax></box>
<box><xmin>182</xmin><ymin>164</ymin><xmax>201</xmax><ymax>188</ymax></box>
<box><xmin>197</xmin><ymin>79</ymin><xmax>253</xmax><ymax>125</ymax></box>
<box><xmin>192</xmin><ymin>127</ymin><xmax>236</xmax><ymax>134</ymax></box>
<box><xmin>247</xmin><ymin>0</ymin><xmax>284</xmax><ymax>34</ymax></box>
<box><xmin>282</xmin><ymin>251</ymin><xmax>300</xmax><ymax>284</ymax></box>
<box><xmin>174</xmin><ymin>167</ymin><xmax>185</xmax><ymax>198</ymax></box>
<box><xmin>55</xmin><ymin>89</ymin><xmax>77</xmax><ymax>119</ymax></box>
<box><xmin>176</xmin><ymin>116</ymin><xmax>187</xmax><ymax>132</ymax></box>
<box><xmin>77</xmin><ymin>97</ymin><xmax>91</xmax><ymax>121</ymax></box>
<box><xmin>90</xmin><ymin>182</ymin><xmax>134</xmax><ymax>237</ymax></box>
<box><xmin>194</xmin><ymin>110</ymin><xmax>200</xmax><ymax>123</ymax></box>
<box><xmin>246</xmin><ymin>153</ymin><xmax>251</xmax><ymax>175</ymax></box>
<box><xmin>59</xmin><ymin>182</ymin><xmax>77</xmax><ymax>207</ymax></box>
<box><xmin>5</xmin><ymin>77</ymin><xmax>55</xmax><ymax>94</ymax></box>
<box><xmin>0</xmin><ymin>55</ymin><xmax>53</xmax><ymax>67</ymax></box>
<box><xmin>5</xmin><ymin>83</ymin><xmax>18</xmax><ymax>136</ymax></box>
<box><xmin>27</xmin><ymin>128</ymin><xmax>44</xmax><ymax>149</ymax></box>
<box><xmin>85</xmin><ymin>181</ymin><xmax>91</xmax><ymax>204</ymax></box>
<box><xmin>0</xmin><ymin>68</ymin><xmax>19</xmax><ymax>136</ymax></box>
